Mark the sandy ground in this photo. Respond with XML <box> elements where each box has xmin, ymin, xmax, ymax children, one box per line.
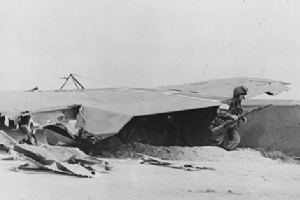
<box><xmin>1</xmin><ymin>147</ymin><xmax>300</xmax><ymax>200</ymax></box>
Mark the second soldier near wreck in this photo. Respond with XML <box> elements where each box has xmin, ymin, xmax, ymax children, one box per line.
<box><xmin>209</xmin><ymin>86</ymin><xmax>248</xmax><ymax>150</ymax></box>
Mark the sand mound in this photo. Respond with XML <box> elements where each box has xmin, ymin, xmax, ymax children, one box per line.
<box><xmin>99</xmin><ymin>142</ymin><xmax>268</xmax><ymax>162</ymax></box>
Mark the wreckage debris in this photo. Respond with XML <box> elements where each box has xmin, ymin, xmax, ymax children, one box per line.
<box><xmin>13</xmin><ymin>144</ymin><xmax>111</xmax><ymax>177</ymax></box>
<box><xmin>0</xmin><ymin>130</ymin><xmax>111</xmax><ymax>177</ymax></box>
<box><xmin>43</xmin><ymin>123</ymin><xmax>76</xmax><ymax>146</ymax></box>
<box><xmin>138</xmin><ymin>153</ymin><xmax>215</xmax><ymax>171</ymax></box>
<box><xmin>0</xmin><ymin>130</ymin><xmax>17</xmax><ymax>152</ymax></box>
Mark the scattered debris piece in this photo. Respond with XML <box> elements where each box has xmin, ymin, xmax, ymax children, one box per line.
<box><xmin>227</xmin><ymin>189</ymin><xmax>242</xmax><ymax>195</ymax></box>
<box><xmin>196</xmin><ymin>189</ymin><xmax>216</xmax><ymax>193</ymax></box>
<box><xmin>205</xmin><ymin>189</ymin><xmax>216</xmax><ymax>193</ymax></box>
<box><xmin>1</xmin><ymin>157</ymin><xmax>15</xmax><ymax>161</ymax></box>
<box><xmin>13</xmin><ymin>144</ymin><xmax>110</xmax><ymax>177</ymax></box>
<box><xmin>137</xmin><ymin>153</ymin><xmax>215</xmax><ymax>171</ymax></box>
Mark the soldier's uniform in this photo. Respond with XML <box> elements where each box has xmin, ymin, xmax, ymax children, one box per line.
<box><xmin>209</xmin><ymin>86</ymin><xmax>248</xmax><ymax>150</ymax></box>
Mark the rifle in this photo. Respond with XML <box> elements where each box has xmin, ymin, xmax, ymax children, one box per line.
<box><xmin>210</xmin><ymin>104</ymin><xmax>272</xmax><ymax>136</ymax></box>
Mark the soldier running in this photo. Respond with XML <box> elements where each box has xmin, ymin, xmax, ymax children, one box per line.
<box><xmin>210</xmin><ymin>86</ymin><xmax>248</xmax><ymax>150</ymax></box>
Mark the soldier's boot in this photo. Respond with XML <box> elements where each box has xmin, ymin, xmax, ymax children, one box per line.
<box><xmin>223</xmin><ymin>130</ymin><xmax>240</xmax><ymax>151</ymax></box>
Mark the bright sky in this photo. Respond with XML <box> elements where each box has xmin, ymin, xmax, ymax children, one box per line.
<box><xmin>1</xmin><ymin>0</ymin><xmax>299</xmax><ymax>98</ymax></box>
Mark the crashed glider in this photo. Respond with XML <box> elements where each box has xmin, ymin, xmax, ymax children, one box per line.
<box><xmin>0</xmin><ymin>77</ymin><xmax>289</xmax><ymax>140</ymax></box>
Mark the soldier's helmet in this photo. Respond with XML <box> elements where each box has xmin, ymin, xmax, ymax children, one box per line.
<box><xmin>21</xmin><ymin>111</ymin><xmax>30</xmax><ymax>117</ymax></box>
<box><xmin>233</xmin><ymin>86</ymin><xmax>248</xmax><ymax>97</ymax></box>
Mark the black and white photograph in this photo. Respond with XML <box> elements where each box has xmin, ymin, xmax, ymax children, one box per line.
<box><xmin>1</xmin><ymin>0</ymin><xmax>300</xmax><ymax>199</ymax></box>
